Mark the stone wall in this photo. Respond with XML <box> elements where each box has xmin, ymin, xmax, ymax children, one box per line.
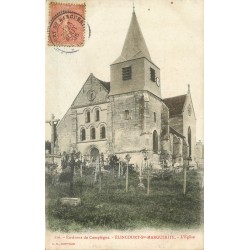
<box><xmin>111</xmin><ymin>92</ymin><xmax>144</xmax><ymax>153</ymax></box>
<box><xmin>110</xmin><ymin>58</ymin><xmax>161</xmax><ymax>98</ymax></box>
<box><xmin>160</xmin><ymin>102</ymin><xmax>170</xmax><ymax>155</ymax></box>
<box><xmin>109</xmin><ymin>90</ymin><xmax>164</xmax><ymax>165</ymax></box>
<box><xmin>76</xmin><ymin>102</ymin><xmax>109</xmax><ymax>155</ymax></box>
<box><xmin>71</xmin><ymin>74</ymin><xmax>109</xmax><ymax>109</ymax></box>
<box><xmin>57</xmin><ymin>74</ymin><xmax>110</xmax><ymax>154</ymax></box>
<box><xmin>143</xmin><ymin>59</ymin><xmax>161</xmax><ymax>98</ymax></box>
<box><xmin>56</xmin><ymin>73</ymin><xmax>196</xmax><ymax>167</ymax></box>
<box><xmin>110</xmin><ymin>58</ymin><xmax>145</xmax><ymax>96</ymax></box>
<box><xmin>57</xmin><ymin>108</ymin><xmax>74</xmax><ymax>153</ymax></box>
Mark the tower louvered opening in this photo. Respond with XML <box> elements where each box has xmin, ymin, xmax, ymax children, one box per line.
<box><xmin>122</xmin><ymin>66</ymin><xmax>132</xmax><ymax>80</ymax></box>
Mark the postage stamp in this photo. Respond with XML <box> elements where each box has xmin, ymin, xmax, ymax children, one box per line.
<box><xmin>48</xmin><ymin>2</ymin><xmax>86</xmax><ymax>47</ymax></box>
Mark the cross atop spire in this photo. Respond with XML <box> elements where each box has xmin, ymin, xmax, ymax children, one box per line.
<box><xmin>133</xmin><ymin>1</ymin><xmax>135</xmax><ymax>13</ymax></box>
<box><xmin>112</xmin><ymin>11</ymin><xmax>152</xmax><ymax>64</ymax></box>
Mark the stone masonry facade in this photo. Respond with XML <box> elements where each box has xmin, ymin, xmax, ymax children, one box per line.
<box><xmin>55</xmin><ymin>11</ymin><xmax>197</xmax><ymax>167</ymax></box>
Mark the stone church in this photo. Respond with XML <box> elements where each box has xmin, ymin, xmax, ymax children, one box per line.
<box><xmin>56</xmin><ymin>11</ymin><xmax>196</xmax><ymax>167</ymax></box>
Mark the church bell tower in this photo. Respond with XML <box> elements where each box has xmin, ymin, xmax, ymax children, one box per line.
<box><xmin>109</xmin><ymin>11</ymin><xmax>161</xmax><ymax>98</ymax></box>
<box><xmin>108</xmin><ymin>10</ymin><xmax>165</xmax><ymax>163</ymax></box>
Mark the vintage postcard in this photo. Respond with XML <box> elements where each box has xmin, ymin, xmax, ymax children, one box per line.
<box><xmin>45</xmin><ymin>0</ymin><xmax>204</xmax><ymax>249</ymax></box>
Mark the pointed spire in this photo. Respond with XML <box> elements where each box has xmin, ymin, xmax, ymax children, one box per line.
<box><xmin>113</xmin><ymin>11</ymin><xmax>152</xmax><ymax>64</ymax></box>
<box><xmin>188</xmin><ymin>84</ymin><xmax>190</xmax><ymax>93</ymax></box>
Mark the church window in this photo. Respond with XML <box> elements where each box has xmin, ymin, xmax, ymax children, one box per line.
<box><xmin>150</xmin><ymin>67</ymin><xmax>156</xmax><ymax>82</ymax></box>
<box><xmin>100</xmin><ymin>126</ymin><xmax>106</xmax><ymax>139</ymax></box>
<box><xmin>96</xmin><ymin>109</ymin><xmax>100</xmax><ymax>121</ymax></box>
<box><xmin>188</xmin><ymin>104</ymin><xmax>192</xmax><ymax>116</ymax></box>
<box><xmin>154</xmin><ymin>112</ymin><xmax>156</xmax><ymax>122</ymax></box>
<box><xmin>153</xmin><ymin>130</ymin><xmax>158</xmax><ymax>153</ymax></box>
<box><xmin>188</xmin><ymin>127</ymin><xmax>192</xmax><ymax>157</ymax></box>
<box><xmin>91</xmin><ymin>127</ymin><xmax>96</xmax><ymax>140</ymax></box>
<box><xmin>122</xmin><ymin>66</ymin><xmax>132</xmax><ymax>80</ymax></box>
<box><xmin>81</xmin><ymin>128</ymin><xmax>86</xmax><ymax>141</ymax></box>
<box><xmin>144</xmin><ymin>102</ymin><xmax>149</xmax><ymax>115</ymax></box>
<box><xmin>86</xmin><ymin>111</ymin><xmax>90</xmax><ymax>123</ymax></box>
<box><xmin>125</xmin><ymin>110</ymin><xmax>130</xmax><ymax>120</ymax></box>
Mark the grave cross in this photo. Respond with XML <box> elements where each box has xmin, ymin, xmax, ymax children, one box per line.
<box><xmin>45</xmin><ymin>114</ymin><xmax>60</xmax><ymax>155</ymax></box>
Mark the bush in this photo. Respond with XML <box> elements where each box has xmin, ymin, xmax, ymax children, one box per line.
<box><xmin>45</xmin><ymin>173</ymin><xmax>53</xmax><ymax>186</ymax></box>
<box><xmin>59</xmin><ymin>171</ymin><xmax>73</xmax><ymax>182</ymax></box>
<box><xmin>45</xmin><ymin>162</ymin><xmax>58</xmax><ymax>186</ymax></box>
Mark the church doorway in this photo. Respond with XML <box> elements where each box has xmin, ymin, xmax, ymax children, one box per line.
<box><xmin>90</xmin><ymin>147</ymin><xmax>99</xmax><ymax>162</ymax></box>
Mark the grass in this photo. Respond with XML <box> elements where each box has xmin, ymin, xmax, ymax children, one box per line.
<box><xmin>46</xmin><ymin>170</ymin><xmax>203</xmax><ymax>232</ymax></box>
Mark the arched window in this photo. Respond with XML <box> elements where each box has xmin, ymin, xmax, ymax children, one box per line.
<box><xmin>188</xmin><ymin>127</ymin><xmax>192</xmax><ymax>157</ymax></box>
<box><xmin>153</xmin><ymin>130</ymin><xmax>158</xmax><ymax>153</ymax></box>
<box><xmin>91</xmin><ymin>127</ymin><xmax>96</xmax><ymax>140</ymax></box>
<box><xmin>81</xmin><ymin>128</ymin><xmax>86</xmax><ymax>141</ymax></box>
<box><xmin>100</xmin><ymin>126</ymin><xmax>106</xmax><ymax>139</ymax></box>
<box><xmin>125</xmin><ymin>110</ymin><xmax>130</xmax><ymax>120</ymax></box>
<box><xmin>86</xmin><ymin>110</ymin><xmax>90</xmax><ymax>123</ymax></box>
<box><xmin>96</xmin><ymin>109</ymin><xmax>100</xmax><ymax>121</ymax></box>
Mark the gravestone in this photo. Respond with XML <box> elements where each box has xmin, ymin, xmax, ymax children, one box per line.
<box><xmin>60</xmin><ymin>197</ymin><xmax>81</xmax><ymax>206</ymax></box>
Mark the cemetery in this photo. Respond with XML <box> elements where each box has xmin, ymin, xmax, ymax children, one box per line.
<box><xmin>45</xmin><ymin>150</ymin><xmax>203</xmax><ymax>232</ymax></box>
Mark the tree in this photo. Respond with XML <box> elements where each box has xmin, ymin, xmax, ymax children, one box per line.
<box><xmin>108</xmin><ymin>154</ymin><xmax>119</xmax><ymax>172</ymax></box>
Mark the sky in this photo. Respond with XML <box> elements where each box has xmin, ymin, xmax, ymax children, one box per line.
<box><xmin>46</xmin><ymin>0</ymin><xmax>204</xmax><ymax>142</ymax></box>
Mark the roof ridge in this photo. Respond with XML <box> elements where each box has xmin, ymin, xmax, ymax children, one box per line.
<box><xmin>163</xmin><ymin>94</ymin><xmax>187</xmax><ymax>100</ymax></box>
<box><xmin>163</xmin><ymin>94</ymin><xmax>187</xmax><ymax>117</ymax></box>
<box><xmin>113</xmin><ymin>12</ymin><xmax>151</xmax><ymax>64</ymax></box>
<box><xmin>170</xmin><ymin>126</ymin><xmax>185</xmax><ymax>139</ymax></box>
<box><xmin>89</xmin><ymin>73</ymin><xmax>110</xmax><ymax>92</ymax></box>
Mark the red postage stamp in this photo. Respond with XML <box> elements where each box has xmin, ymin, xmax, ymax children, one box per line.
<box><xmin>48</xmin><ymin>2</ymin><xmax>86</xmax><ymax>47</ymax></box>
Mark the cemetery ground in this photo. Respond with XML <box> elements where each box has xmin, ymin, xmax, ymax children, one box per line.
<box><xmin>46</xmin><ymin>168</ymin><xmax>203</xmax><ymax>232</ymax></box>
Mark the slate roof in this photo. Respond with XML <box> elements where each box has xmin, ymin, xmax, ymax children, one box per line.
<box><xmin>89</xmin><ymin>74</ymin><xmax>110</xmax><ymax>92</ymax></box>
<box><xmin>170</xmin><ymin>126</ymin><xmax>185</xmax><ymax>139</ymax></box>
<box><xmin>163</xmin><ymin>95</ymin><xmax>187</xmax><ymax>117</ymax></box>
<box><xmin>113</xmin><ymin>12</ymin><xmax>152</xmax><ymax>64</ymax></box>
<box><xmin>99</xmin><ymin>79</ymin><xmax>110</xmax><ymax>92</ymax></box>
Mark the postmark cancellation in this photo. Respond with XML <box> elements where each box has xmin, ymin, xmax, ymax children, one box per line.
<box><xmin>48</xmin><ymin>2</ymin><xmax>86</xmax><ymax>47</ymax></box>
